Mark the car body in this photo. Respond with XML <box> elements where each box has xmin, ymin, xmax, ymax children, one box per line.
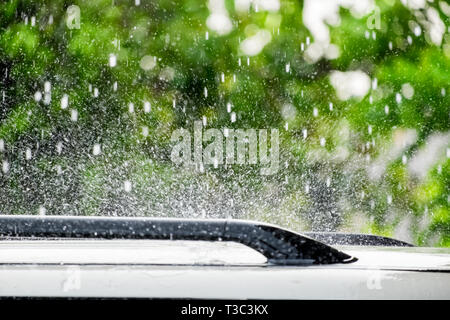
<box><xmin>0</xmin><ymin>215</ymin><xmax>449</xmax><ymax>299</ymax></box>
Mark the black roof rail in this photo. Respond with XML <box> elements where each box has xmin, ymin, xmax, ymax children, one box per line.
<box><xmin>0</xmin><ymin>215</ymin><xmax>357</xmax><ymax>265</ymax></box>
<box><xmin>304</xmin><ymin>232</ymin><xmax>414</xmax><ymax>247</ymax></box>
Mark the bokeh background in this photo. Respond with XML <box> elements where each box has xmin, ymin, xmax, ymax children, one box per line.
<box><xmin>0</xmin><ymin>0</ymin><xmax>449</xmax><ymax>246</ymax></box>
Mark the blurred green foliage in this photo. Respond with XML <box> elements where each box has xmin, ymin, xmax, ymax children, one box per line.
<box><xmin>0</xmin><ymin>0</ymin><xmax>449</xmax><ymax>246</ymax></box>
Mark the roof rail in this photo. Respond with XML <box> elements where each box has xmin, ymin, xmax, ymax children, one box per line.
<box><xmin>0</xmin><ymin>215</ymin><xmax>357</xmax><ymax>265</ymax></box>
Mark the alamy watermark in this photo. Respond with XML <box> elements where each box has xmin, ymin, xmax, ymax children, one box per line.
<box><xmin>367</xmin><ymin>5</ymin><xmax>381</xmax><ymax>30</ymax></box>
<box><xmin>66</xmin><ymin>5</ymin><xmax>80</xmax><ymax>29</ymax></box>
<box><xmin>170</xmin><ymin>121</ymin><xmax>279</xmax><ymax>175</ymax></box>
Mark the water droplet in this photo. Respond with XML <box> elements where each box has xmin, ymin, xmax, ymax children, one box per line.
<box><xmin>414</xmin><ymin>26</ymin><xmax>421</xmax><ymax>36</ymax></box>
<box><xmin>109</xmin><ymin>54</ymin><xmax>117</xmax><ymax>67</ymax></box>
<box><xmin>372</xmin><ymin>78</ymin><xmax>378</xmax><ymax>90</ymax></box>
<box><xmin>43</xmin><ymin>93</ymin><xmax>51</xmax><ymax>105</ymax></box>
<box><xmin>230</xmin><ymin>112</ymin><xmax>236</xmax><ymax>123</ymax></box>
<box><xmin>139</xmin><ymin>55</ymin><xmax>156</xmax><ymax>70</ymax></box>
<box><xmin>302</xmin><ymin>129</ymin><xmax>307</xmax><ymax>139</ymax></box>
<box><xmin>368</xmin><ymin>125</ymin><xmax>372</xmax><ymax>135</ymax></box>
<box><xmin>384</xmin><ymin>105</ymin><xmax>389</xmax><ymax>114</ymax></box>
<box><xmin>25</xmin><ymin>148</ymin><xmax>32</xmax><ymax>160</ymax></box>
<box><xmin>70</xmin><ymin>109</ymin><xmax>78</xmax><ymax>122</ymax></box>
<box><xmin>0</xmin><ymin>139</ymin><xmax>4</xmax><ymax>152</ymax></box>
<box><xmin>144</xmin><ymin>101</ymin><xmax>151</xmax><ymax>113</ymax></box>
<box><xmin>128</xmin><ymin>102</ymin><xmax>134</xmax><ymax>113</ymax></box>
<box><xmin>93</xmin><ymin>88</ymin><xmax>99</xmax><ymax>98</ymax></box>
<box><xmin>34</xmin><ymin>91</ymin><xmax>42</xmax><ymax>102</ymax></box>
<box><xmin>38</xmin><ymin>206</ymin><xmax>46</xmax><ymax>216</ymax></box>
<box><xmin>56</xmin><ymin>141</ymin><xmax>63</xmax><ymax>154</ymax></box>
<box><xmin>313</xmin><ymin>107</ymin><xmax>318</xmax><ymax>117</ymax></box>
<box><xmin>329</xmin><ymin>102</ymin><xmax>333</xmax><ymax>111</ymax></box>
<box><xmin>204</xmin><ymin>87</ymin><xmax>208</xmax><ymax>98</ymax></box>
<box><xmin>320</xmin><ymin>137</ymin><xmax>326</xmax><ymax>147</ymax></box>
<box><xmin>226</xmin><ymin>102</ymin><xmax>232</xmax><ymax>113</ymax></box>
<box><xmin>402</xmin><ymin>154</ymin><xmax>407</xmax><ymax>164</ymax></box>
<box><xmin>124</xmin><ymin>180</ymin><xmax>132</xmax><ymax>192</ymax></box>
<box><xmin>44</xmin><ymin>81</ymin><xmax>51</xmax><ymax>93</ymax></box>
<box><xmin>395</xmin><ymin>93</ymin><xmax>402</xmax><ymax>104</ymax></box>
<box><xmin>61</xmin><ymin>94</ymin><xmax>69</xmax><ymax>109</ymax></box>
<box><xmin>142</xmin><ymin>126</ymin><xmax>149</xmax><ymax>137</ymax></box>
<box><xmin>92</xmin><ymin>144</ymin><xmax>101</xmax><ymax>156</ymax></box>
<box><xmin>285</xmin><ymin>63</ymin><xmax>290</xmax><ymax>73</ymax></box>
<box><xmin>2</xmin><ymin>160</ymin><xmax>9</xmax><ymax>173</ymax></box>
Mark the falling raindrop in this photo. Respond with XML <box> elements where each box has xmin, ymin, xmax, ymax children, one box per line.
<box><xmin>320</xmin><ymin>137</ymin><xmax>326</xmax><ymax>147</ymax></box>
<box><xmin>372</xmin><ymin>78</ymin><xmax>378</xmax><ymax>90</ymax></box>
<box><xmin>2</xmin><ymin>160</ymin><xmax>9</xmax><ymax>173</ymax></box>
<box><xmin>0</xmin><ymin>139</ymin><xmax>4</xmax><ymax>152</ymax></box>
<box><xmin>25</xmin><ymin>148</ymin><xmax>32</xmax><ymax>160</ymax></box>
<box><xmin>92</xmin><ymin>144</ymin><xmax>101</xmax><ymax>156</ymax></box>
<box><xmin>44</xmin><ymin>81</ymin><xmax>51</xmax><ymax>93</ymax></box>
<box><xmin>407</xmin><ymin>36</ymin><xmax>412</xmax><ymax>45</ymax></box>
<box><xmin>56</xmin><ymin>141</ymin><xmax>63</xmax><ymax>154</ymax></box>
<box><xmin>128</xmin><ymin>102</ymin><xmax>134</xmax><ymax>113</ymax></box>
<box><xmin>414</xmin><ymin>26</ymin><xmax>421</xmax><ymax>36</ymax></box>
<box><xmin>34</xmin><ymin>91</ymin><xmax>42</xmax><ymax>102</ymax></box>
<box><xmin>226</xmin><ymin>102</ymin><xmax>232</xmax><ymax>113</ymax></box>
<box><xmin>144</xmin><ymin>101</ymin><xmax>151</xmax><ymax>113</ymax></box>
<box><xmin>302</xmin><ymin>129</ymin><xmax>307</xmax><ymax>140</ymax></box>
<box><xmin>124</xmin><ymin>180</ymin><xmax>132</xmax><ymax>192</ymax></box>
<box><xmin>43</xmin><ymin>93</ymin><xmax>51</xmax><ymax>105</ymax></box>
<box><xmin>109</xmin><ymin>54</ymin><xmax>117</xmax><ymax>67</ymax></box>
<box><xmin>402</xmin><ymin>154</ymin><xmax>407</xmax><ymax>164</ymax></box>
<box><xmin>230</xmin><ymin>112</ymin><xmax>236</xmax><ymax>123</ymax></box>
<box><xmin>61</xmin><ymin>94</ymin><xmax>69</xmax><ymax>109</ymax></box>
<box><xmin>329</xmin><ymin>102</ymin><xmax>333</xmax><ymax>111</ymax></box>
<box><xmin>38</xmin><ymin>206</ymin><xmax>46</xmax><ymax>216</ymax></box>
<box><xmin>368</xmin><ymin>125</ymin><xmax>372</xmax><ymax>135</ymax></box>
<box><xmin>70</xmin><ymin>109</ymin><xmax>78</xmax><ymax>122</ymax></box>
<box><xmin>204</xmin><ymin>87</ymin><xmax>208</xmax><ymax>98</ymax></box>
<box><xmin>384</xmin><ymin>105</ymin><xmax>389</xmax><ymax>115</ymax></box>
<box><xmin>313</xmin><ymin>107</ymin><xmax>318</xmax><ymax>117</ymax></box>
<box><xmin>142</xmin><ymin>126</ymin><xmax>149</xmax><ymax>137</ymax></box>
